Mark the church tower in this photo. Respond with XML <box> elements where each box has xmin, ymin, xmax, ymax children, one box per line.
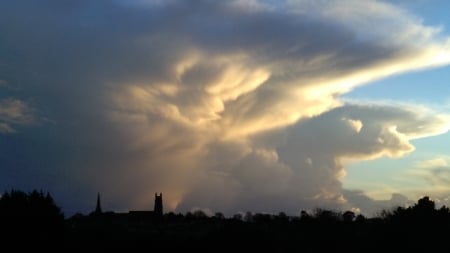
<box><xmin>95</xmin><ymin>192</ymin><xmax>102</xmax><ymax>214</ymax></box>
<box><xmin>154</xmin><ymin>192</ymin><xmax>163</xmax><ymax>216</ymax></box>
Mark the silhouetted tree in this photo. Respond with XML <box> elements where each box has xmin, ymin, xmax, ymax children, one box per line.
<box><xmin>0</xmin><ymin>189</ymin><xmax>63</xmax><ymax>219</ymax></box>
<box><xmin>300</xmin><ymin>210</ymin><xmax>311</xmax><ymax>221</ymax></box>
<box><xmin>0</xmin><ymin>189</ymin><xmax>64</xmax><ymax>249</ymax></box>
<box><xmin>414</xmin><ymin>196</ymin><xmax>435</xmax><ymax>213</ymax></box>
<box><xmin>253</xmin><ymin>213</ymin><xmax>272</xmax><ymax>223</ymax></box>
<box><xmin>244</xmin><ymin>211</ymin><xmax>253</xmax><ymax>222</ymax></box>
<box><xmin>438</xmin><ymin>205</ymin><xmax>450</xmax><ymax>214</ymax></box>
<box><xmin>276</xmin><ymin>212</ymin><xmax>289</xmax><ymax>222</ymax></box>
<box><xmin>192</xmin><ymin>210</ymin><xmax>208</xmax><ymax>219</ymax></box>
<box><xmin>214</xmin><ymin>212</ymin><xmax>225</xmax><ymax>219</ymax></box>
<box><xmin>342</xmin><ymin>210</ymin><xmax>355</xmax><ymax>222</ymax></box>
<box><xmin>232</xmin><ymin>213</ymin><xmax>243</xmax><ymax>221</ymax></box>
<box><xmin>313</xmin><ymin>208</ymin><xmax>340</xmax><ymax>223</ymax></box>
<box><xmin>354</xmin><ymin>214</ymin><xmax>366</xmax><ymax>223</ymax></box>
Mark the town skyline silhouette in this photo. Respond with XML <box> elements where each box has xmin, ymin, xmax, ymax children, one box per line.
<box><xmin>1</xmin><ymin>188</ymin><xmax>450</xmax><ymax>252</ymax></box>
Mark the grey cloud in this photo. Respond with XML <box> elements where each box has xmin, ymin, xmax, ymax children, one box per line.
<box><xmin>417</xmin><ymin>166</ymin><xmax>450</xmax><ymax>187</ymax></box>
<box><xmin>344</xmin><ymin>190</ymin><xmax>411</xmax><ymax>216</ymax></box>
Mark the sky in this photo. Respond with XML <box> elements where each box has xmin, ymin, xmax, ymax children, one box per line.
<box><xmin>1</xmin><ymin>0</ymin><xmax>450</xmax><ymax>217</ymax></box>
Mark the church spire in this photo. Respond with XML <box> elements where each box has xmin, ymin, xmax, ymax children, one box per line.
<box><xmin>95</xmin><ymin>192</ymin><xmax>102</xmax><ymax>214</ymax></box>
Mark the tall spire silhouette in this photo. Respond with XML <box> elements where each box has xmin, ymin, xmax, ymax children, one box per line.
<box><xmin>95</xmin><ymin>192</ymin><xmax>102</xmax><ymax>214</ymax></box>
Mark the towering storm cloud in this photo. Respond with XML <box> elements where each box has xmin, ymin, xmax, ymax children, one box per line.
<box><xmin>1</xmin><ymin>0</ymin><xmax>449</xmax><ymax>215</ymax></box>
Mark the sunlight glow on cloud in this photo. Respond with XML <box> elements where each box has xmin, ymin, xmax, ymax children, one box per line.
<box><xmin>110</xmin><ymin>0</ymin><xmax>450</xmax><ymax>141</ymax></box>
<box><xmin>0</xmin><ymin>98</ymin><xmax>35</xmax><ymax>134</ymax></box>
<box><xmin>416</xmin><ymin>157</ymin><xmax>450</xmax><ymax>169</ymax></box>
<box><xmin>1</xmin><ymin>0</ymin><xmax>450</xmax><ymax>215</ymax></box>
<box><xmin>107</xmin><ymin>0</ymin><xmax>450</xmax><ymax>213</ymax></box>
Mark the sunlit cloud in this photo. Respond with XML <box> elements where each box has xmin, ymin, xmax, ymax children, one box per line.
<box><xmin>415</xmin><ymin>157</ymin><xmax>450</xmax><ymax>169</ymax></box>
<box><xmin>0</xmin><ymin>0</ymin><xmax>449</xmax><ymax>215</ymax></box>
<box><xmin>0</xmin><ymin>98</ymin><xmax>35</xmax><ymax>134</ymax></box>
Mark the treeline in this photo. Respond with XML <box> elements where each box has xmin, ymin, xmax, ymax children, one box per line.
<box><xmin>1</xmin><ymin>190</ymin><xmax>449</xmax><ymax>252</ymax></box>
<box><xmin>0</xmin><ymin>190</ymin><xmax>64</xmax><ymax>250</ymax></box>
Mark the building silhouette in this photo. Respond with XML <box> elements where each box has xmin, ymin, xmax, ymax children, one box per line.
<box><xmin>154</xmin><ymin>192</ymin><xmax>163</xmax><ymax>216</ymax></box>
<box><xmin>91</xmin><ymin>192</ymin><xmax>163</xmax><ymax>218</ymax></box>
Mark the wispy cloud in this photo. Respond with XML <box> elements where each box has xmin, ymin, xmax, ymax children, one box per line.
<box><xmin>411</xmin><ymin>156</ymin><xmax>450</xmax><ymax>188</ymax></box>
<box><xmin>0</xmin><ymin>98</ymin><xmax>35</xmax><ymax>134</ymax></box>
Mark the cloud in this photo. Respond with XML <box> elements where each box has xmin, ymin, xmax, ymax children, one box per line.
<box><xmin>0</xmin><ymin>123</ymin><xmax>16</xmax><ymax>134</ymax></box>
<box><xmin>174</xmin><ymin>102</ymin><xmax>450</xmax><ymax>214</ymax></box>
<box><xmin>411</xmin><ymin>156</ymin><xmax>450</xmax><ymax>190</ymax></box>
<box><xmin>415</xmin><ymin>157</ymin><xmax>450</xmax><ymax>169</ymax></box>
<box><xmin>344</xmin><ymin>190</ymin><xmax>411</xmax><ymax>216</ymax></box>
<box><xmin>403</xmin><ymin>155</ymin><xmax>450</xmax><ymax>212</ymax></box>
<box><xmin>107</xmin><ymin>0</ymin><xmax>450</xmax><ymax>141</ymax></box>
<box><xmin>0</xmin><ymin>98</ymin><xmax>35</xmax><ymax>134</ymax></box>
<box><xmin>0</xmin><ymin>0</ymin><xmax>449</xmax><ymax>215</ymax></box>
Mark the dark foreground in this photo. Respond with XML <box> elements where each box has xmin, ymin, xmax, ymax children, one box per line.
<box><xmin>0</xmin><ymin>191</ymin><xmax>448</xmax><ymax>252</ymax></box>
<box><xmin>63</xmin><ymin>207</ymin><xmax>448</xmax><ymax>252</ymax></box>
